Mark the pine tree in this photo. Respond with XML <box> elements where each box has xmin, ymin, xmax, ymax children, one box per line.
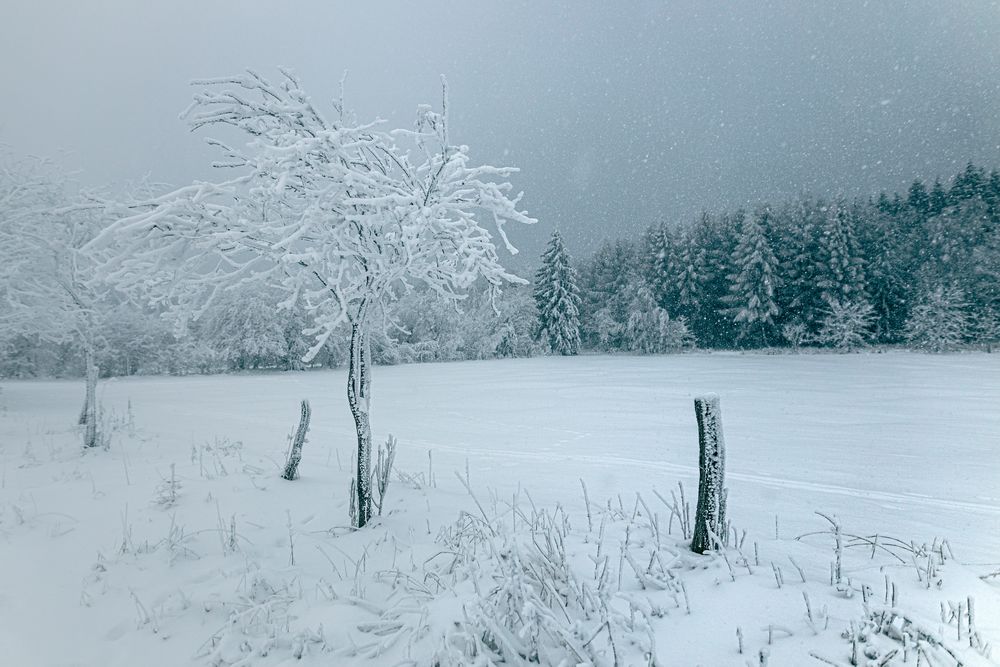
<box><xmin>906</xmin><ymin>179</ymin><xmax>930</xmax><ymax>214</ymax></box>
<box><xmin>818</xmin><ymin>299</ymin><xmax>875</xmax><ymax>352</ymax></box>
<box><xmin>690</xmin><ymin>212</ymin><xmax>738</xmax><ymax>347</ymax></box>
<box><xmin>579</xmin><ymin>240</ymin><xmax>637</xmax><ymax>350</ymax></box>
<box><xmin>534</xmin><ymin>231</ymin><xmax>582</xmax><ymax>355</ymax></box>
<box><xmin>726</xmin><ymin>210</ymin><xmax>779</xmax><ymax>346</ymax></box>
<box><xmin>859</xmin><ymin>205</ymin><xmax>913</xmax><ymax>343</ymax></box>
<box><xmin>773</xmin><ymin>197</ymin><xmax>825</xmax><ymax>336</ymax></box>
<box><xmin>641</xmin><ymin>223</ymin><xmax>679</xmax><ymax>312</ymax></box>
<box><xmin>949</xmin><ymin>162</ymin><xmax>986</xmax><ymax>204</ymax></box>
<box><xmin>817</xmin><ymin>203</ymin><xmax>866</xmax><ymax>306</ymax></box>
<box><xmin>986</xmin><ymin>170</ymin><xmax>1000</xmax><ymax>227</ymax></box>
<box><xmin>674</xmin><ymin>226</ymin><xmax>703</xmax><ymax>321</ymax></box>
<box><xmin>929</xmin><ymin>178</ymin><xmax>949</xmax><ymax>215</ymax></box>
<box><xmin>922</xmin><ymin>197</ymin><xmax>988</xmax><ymax>296</ymax></box>
<box><xmin>904</xmin><ymin>285</ymin><xmax>968</xmax><ymax>352</ymax></box>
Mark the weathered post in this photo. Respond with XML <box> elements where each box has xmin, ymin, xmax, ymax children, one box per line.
<box><xmin>691</xmin><ymin>393</ymin><xmax>727</xmax><ymax>554</ymax></box>
<box><xmin>282</xmin><ymin>399</ymin><xmax>311</xmax><ymax>480</ymax></box>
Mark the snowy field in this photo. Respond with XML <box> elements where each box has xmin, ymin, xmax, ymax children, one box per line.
<box><xmin>1</xmin><ymin>352</ymin><xmax>998</xmax><ymax>666</ymax></box>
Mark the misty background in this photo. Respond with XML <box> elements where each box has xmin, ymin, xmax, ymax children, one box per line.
<box><xmin>3</xmin><ymin>0</ymin><xmax>1000</xmax><ymax>265</ymax></box>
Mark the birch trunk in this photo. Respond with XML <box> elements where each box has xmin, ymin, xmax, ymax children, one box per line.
<box><xmin>348</xmin><ymin>322</ymin><xmax>373</xmax><ymax>527</ymax></box>
<box><xmin>83</xmin><ymin>347</ymin><xmax>99</xmax><ymax>449</ymax></box>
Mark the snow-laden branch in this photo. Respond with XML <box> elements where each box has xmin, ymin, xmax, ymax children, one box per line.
<box><xmin>94</xmin><ymin>69</ymin><xmax>536</xmax><ymax>360</ymax></box>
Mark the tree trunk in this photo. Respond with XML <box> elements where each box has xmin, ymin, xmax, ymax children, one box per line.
<box><xmin>83</xmin><ymin>348</ymin><xmax>99</xmax><ymax>449</ymax></box>
<box><xmin>691</xmin><ymin>394</ymin><xmax>726</xmax><ymax>554</ymax></box>
<box><xmin>348</xmin><ymin>322</ymin><xmax>373</xmax><ymax>528</ymax></box>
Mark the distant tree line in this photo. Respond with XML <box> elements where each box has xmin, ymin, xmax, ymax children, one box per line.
<box><xmin>2</xmin><ymin>161</ymin><xmax>998</xmax><ymax>379</ymax></box>
<box><xmin>573</xmin><ymin>161</ymin><xmax>1000</xmax><ymax>353</ymax></box>
<box><xmin>0</xmin><ymin>283</ymin><xmax>544</xmax><ymax>378</ymax></box>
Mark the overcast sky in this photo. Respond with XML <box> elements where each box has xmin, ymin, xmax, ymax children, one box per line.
<box><xmin>3</xmin><ymin>1</ymin><xmax>1000</xmax><ymax>265</ymax></box>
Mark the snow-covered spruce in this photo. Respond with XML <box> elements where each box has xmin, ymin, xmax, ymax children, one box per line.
<box><xmin>533</xmin><ymin>230</ymin><xmax>582</xmax><ymax>355</ymax></box>
<box><xmin>905</xmin><ymin>285</ymin><xmax>969</xmax><ymax>353</ymax></box>
<box><xmin>726</xmin><ymin>210</ymin><xmax>780</xmax><ymax>347</ymax></box>
<box><xmin>816</xmin><ymin>202</ymin><xmax>867</xmax><ymax>309</ymax></box>
<box><xmin>818</xmin><ymin>298</ymin><xmax>875</xmax><ymax>352</ymax></box>
<box><xmin>88</xmin><ymin>69</ymin><xmax>535</xmax><ymax>526</ymax></box>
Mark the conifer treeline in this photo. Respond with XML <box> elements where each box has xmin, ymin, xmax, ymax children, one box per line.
<box><xmin>568</xmin><ymin>162</ymin><xmax>1000</xmax><ymax>352</ymax></box>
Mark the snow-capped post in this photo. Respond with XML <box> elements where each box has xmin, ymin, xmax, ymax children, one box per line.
<box><xmin>86</xmin><ymin>69</ymin><xmax>535</xmax><ymax>528</ymax></box>
<box><xmin>282</xmin><ymin>399</ymin><xmax>311</xmax><ymax>481</ymax></box>
<box><xmin>691</xmin><ymin>393</ymin><xmax>727</xmax><ymax>554</ymax></box>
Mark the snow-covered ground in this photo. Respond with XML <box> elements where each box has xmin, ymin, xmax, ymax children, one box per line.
<box><xmin>1</xmin><ymin>352</ymin><xmax>998</xmax><ymax>665</ymax></box>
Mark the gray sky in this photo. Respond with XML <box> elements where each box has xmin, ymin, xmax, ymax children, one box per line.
<box><xmin>3</xmin><ymin>1</ymin><xmax>1000</xmax><ymax>266</ymax></box>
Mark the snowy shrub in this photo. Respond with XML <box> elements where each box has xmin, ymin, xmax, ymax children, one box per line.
<box><xmin>199</xmin><ymin>571</ymin><xmax>325</xmax><ymax>665</ymax></box>
<box><xmin>427</xmin><ymin>506</ymin><xmax>659</xmax><ymax>666</ymax></box>
<box><xmin>970</xmin><ymin>309</ymin><xmax>1000</xmax><ymax>347</ymax></box>
<box><xmin>0</xmin><ymin>334</ymin><xmax>43</xmax><ymax>378</ymax></box>
<box><xmin>202</xmin><ymin>288</ymin><xmax>294</xmax><ymax>371</ymax></box>
<box><xmin>817</xmin><ymin>299</ymin><xmax>874</xmax><ymax>351</ymax></box>
<box><xmin>904</xmin><ymin>286</ymin><xmax>969</xmax><ymax>352</ymax></box>
<box><xmin>392</xmin><ymin>289</ymin><xmax>466</xmax><ymax>361</ymax></box>
<box><xmin>624</xmin><ymin>286</ymin><xmax>694</xmax><ymax>354</ymax></box>
<box><xmin>781</xmin><ymin>322</ymin><xmax>810</xmax><ymax>349</ymax></box>
<box><xmin>164</xmin><ymin>337</ymin><xmax>222</xmax><ymax>376</ymax></box>
<box><xmin>94</xmin><ymin>304</ymin><xmax>169</xmax><ymax>376</ymax></box>
<box><xmin>458</xmin><ymin>287</ymin><xmax>540</xmax><ymax>360</ymax></box>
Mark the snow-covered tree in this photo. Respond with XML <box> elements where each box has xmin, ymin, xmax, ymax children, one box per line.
<box><xmin>96</xmin><ymin>303</ymin><xmax>173</xmax><ymax>376</ymax></box>
<box><xmin>391</xmin><ymin>289</ymin><xmax>467</xmax><ymax>362</ymax></box>
<box><xmin>89</xmin><ymin>70</ymin><xmax>534</xmax><ymax>527</ymax></box>
<box><xmin>202</xmin><ymin>288</ymin><xmax>296</xmax><ymax>370</ymax></box>
<box><xmin>533</xmin><ymin>231</ymin><xmax>581</xmax><ymax>355</ymax></box>
<box><xmin>904</xmin><ymin>285</ymin><xmax>969</xmax><ymax>352</ymax></box>
<box><xmin>623</xmin><ymin>284</ymin><xmax>694</xmax><ymax>354</ymax></box>
<box><xmin>477</xmin><ymin>287</ymin><xmax>540</xmax><ymax>360</ymax></box>
<box><xmin>781</xmin><ymin>322</ymin><xmax>809</xmax><ymax>349</ymax></box>
<box><xmin>579</xmin><ymin>240</ymin><xmax>637</xmax><ymax>349</ymax></box>
<box><xmin>674</xmin><ymin>226</ymin><xmax>703</xmax><ymax>320</ymax></box>
<box><xmin>817</xmin><ymin>203</ymin><xmax>866</xmax><ymax>306</ymax></box>
<box><xmin>817</xmin><ymin>299</ymin><xmax>874</xmax><ymax>352</ymax></box>
<box><xmin>0</xmin><ymin>151</ymin><xmax>110</xmax><ymax>447</ymax></box>
<box><xmin>726</xmin><ymin>210</ymin><xmax>779</xmax><ymax>346</ymax></box>
<box><xmin>772</xmin><ymin>197</ymin><xmax>826</xmax><ymax>336</ymax></box>
<box><xmin>689</xmin><ymin>211</ymin><xmax>738</xmax><ymax>347</ymax></box>
<box><xmin>641</xmin><ymin>223</ymin><xmax>679</xmax><ymax>311</ymax></box>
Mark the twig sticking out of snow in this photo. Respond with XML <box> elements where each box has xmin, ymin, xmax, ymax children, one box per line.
<box><xmin>372</xmin><ymin>435</ymin><xmax>397</xmax><ymax>517</ymax></box>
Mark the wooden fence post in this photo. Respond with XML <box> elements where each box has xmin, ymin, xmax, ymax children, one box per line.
<box><xmin>691</xmin><ymin>393</ymin><xmax>727</xmax><ymax>554</ymax></box>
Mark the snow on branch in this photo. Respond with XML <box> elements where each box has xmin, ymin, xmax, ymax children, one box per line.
<box><xmin>93</xmin><ymin>69</ymin><xmax>535</xmax><ymax>359</ymax></box>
